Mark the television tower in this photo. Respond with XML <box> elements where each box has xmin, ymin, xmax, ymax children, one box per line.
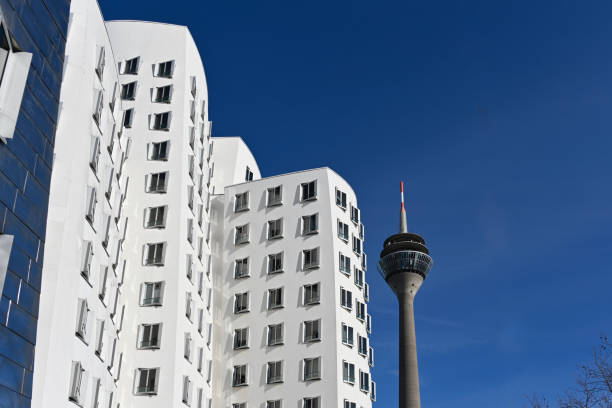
<box><xmin>378</xmin><ymin>182</ymin><xmax>434</xmax><ymax>408</ymax></box>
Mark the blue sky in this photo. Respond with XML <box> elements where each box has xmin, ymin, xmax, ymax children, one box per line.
<box><xmin>103</xmin><ymin>1</ymin><xmax>612</xmax><ymax>406</ymax></box>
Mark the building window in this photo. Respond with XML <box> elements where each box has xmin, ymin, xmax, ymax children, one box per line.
<box><xmin>182</xmin><ymin>376</ymin><xmax>192</xmax><ymax>405</ymax></box>
<box><xmin>144</xmin><ymin>243</ymin><xmax>165</xmax><ymax>266</ymax></box>
<box><xmin>362</xmin><ymin>253</ymin><xmax>367</xmax><ymax>271</ymax></box>
<box><xmin>155</xmin><ymin>85</ymin><xmax>172</xmax><ymax>103</ymax></box>
<box><xmin>371</xmin><ymin>380</ymin><xmax>377</xmax><ymax>401</ymax></box>
<box><xmin>149</xmin><ymin>141</ymin><xmax>169</xmax><ymax>161</ymax></box>
<box><xmin>233</xmin><ymin>404</ymin><xmax>246</xmax><ymax>408</ymax></box>
<box><xmin>350</xmin><ymin>205</ymin><xmax>360</xmax><ymax>224</ymax></box>
<box><xmin>303</xmin><ymin>357</ymin><xmax>321</xmax><ymax>381</ymax></box>
<box><xmin>343</xmin><ymin>362</ymin><xmax>355</xmax><ymax>384</ymax></box>
<box><xmin>268</xmin><ymin>252</ymin><xmax>283</xmax><ymax>274</ymax></box>
<box><xmin>337</xmin><ymin>220</ymin><xmax>349</xmax><ymax>241</ymax></box>
<box><xmin>340</xmin><ymin>287</ymin><xmax>353</xmax><ymax>310</ymax></box>
<box><xmin>267</xmin><ymin>361</ymin><xmax>283</xmax><ymax>384</ymax></box>
<box><xmin>235</xmin><ymin>224</ymin><xmax>249</xmax><ymax>245</ymax></box>
<box><xmin>352</xmin><ymin>235</ymin><xmax>362</xmax><ymax>255</ymax></box>
<box><xmin>145</xmin><ymin>206</ymin><xmax>166</xmax><ymax>228</ymax></box>
<box><xmin>136</xmin><ymin>368</ymin><xmax>158</xmax><ymax>395</ymax></box>
<box><xmin>303</xmin><ymin>397</ymin><xmax>320</xmax><ymax>408</ymax></box>
<box><xmin>359</xmin><ymin>370</ymin><xmax>370</xmax><ymax>393</ymax></box>
<box><xmin>123</xmin><ymin>108</ymin><xmax>134</xmax><ymax>128</ymax></box>
<box><xmin>303</xmin><ymin>248</ymin><xmax>319</xmax><ymax>270</ymax></box>
<box><xmin>366</xmin><ymin>314</ymin><xmax>372</xmax><ymax>334</ymax></box>
<box><xmin>303</xmin><ymin>283</ymin><xmax>320</xmax><ymax>305</ymax></box>
<box><xmin>85</xmin><ymin>186</ymin><xmax>97</xmax><ymax>223</ymax></box>
<box><xmin>75</xmin><ymin>299</ymin><xmax>88</xmax><ymax>340</ymax></box>
<box><xmin>95</xmin><ymin>46</ymin><xmax>105</xmax><ymax>78</ymax></box>
<box><xmin>121</xmin><ymin>81</ymin><xmax>137</xmax><ymax>100</ymax></box>
<box><xmin>141</xmin><ymin>282</ymin><xmax>163</xmax><ymax>306</ymax></box>
<box><xmin>232</xmin><ymin>365</ymin><xmax>248</xmax><ymax>386</ymax></box>
<box><xmin>187</xmin><ymin>218</ymin><xmax>194</xmax><ymax>244</ymax></box>
<box><xmin>267</xmin><ymin>218</ymin><xmax>283</xmax><ymax>240</ymax></box>
<box><xmin>304</xmin><ymin>319</ymin><xmax>321</xmax><ymax>342</ymax></box>
<box><xmin>267</xmin><ymin>323</ymin><xmax>283</xmax><ymax>346</ymax></box>
<box><xmin>342</xmin><ymin>323</ymin><xmax>354</xmax><ymax>346</ymax></box>
<box><xmin>139</xmin><ymin>324</ymin><xmax>161</xmax><ymax>349</ymax></box>
<box><xmin>68</xmin><ymin>361</ymin><xmax>85</xmax><ymax>403</ymax></box>
<box><xmin>233</xmin><ymin>328</ymin><xmax>249</xmax><ymax>349</ymax></box>
<box><xmin>359</xmin><ymin>223</ymin><xmax>364</xmax><ymax>240</ymax></box>
<box><xmin>368</xmin><ymin>346</ymin><xmax>374</xmax><ymax>367</ymax></box>
<box><xmin>234</xmin><ymin>192</ymin><xmax>249</xmax><ymax>212</ymax></box>
<box><xmin>152</xmin><ymin>112</ymin><xmax>171</xmax><ymax>130</ymax></box>
<box><xmin>339</xmin><ymin>253</ymin><xmax>351</xmax><ymax>275</ymax></box>
<box><xmin>245</xmin><ymin>166</ymin><xmax>254</xmax><ymax>181</ymax></box>
<box><xmin>234</xmin><ymin>257</ymin><xmax>249</xmax><ymax>279</ymax></box>
<box><xmin>184</xmin><ymin>333</ymin><xmax>192</xmax><ymax>361</ymax></box>
<box><xmin>267</xmin><ymin>186</ymin><xmax>282</xmax><ymax>206</ymax></box>
<box><xmin>80</xmin><ymin>241</ymin><xmax>93</xmax><ymax>281</ymax></box>
<box><xmin>268</xmin><ymin>288</ymin><xmax>283</xmax><ymax>309</ymax></box>
<box><xmin>358</xmin><ymin>335</ymin><xmax>368</xmax><ymax>356</ymax></box>
<box><xmin>157</xmin><ymin>60</ymin><xmax>174</xmax><ymax>78</ymax></box>
<box><xmin>336</xmin><ymin>188</ymin><xmax>347</xmax><ymax>209</ymax></box>
<box><xmin>234</xmin><ymin>292</ymin><xmax>249</xmax><ymax>314</ymax></box>
<box><xmin>302</xmin><ymin>213</ymin><xmax>318</xmax><ymax>235</ymax></box>
<box><xmin>93</xmin><ymin>90</ymin><xmax>103</xmax><ymax>124</ymax></box>
<box><xmin>267</xmin><ymin>400</ymin><xmax>282</xmax><ymax>408</ymax></box>
<box><xmin>147</xmin><ymin>172</ymin><xmax>168</xmax><ymax>193</ymax></box>
<box><xmin>301</xmin><ymin>181</ymin><xmax>317</xmax><ymax>201</ymax></box>
<box><xmin>356</xmin><ymin>301</ymin><xmax>366</xmax><ymax>321</ymax></box>
<box><xmin>354</xmin><ymin>268</ymin><xmax>364</xmax><ymax>288</ymax></box>
<box><xmin>123</xmin><ymin>57</ymin><xmax>139</xmax><ymax>74</ymax></box>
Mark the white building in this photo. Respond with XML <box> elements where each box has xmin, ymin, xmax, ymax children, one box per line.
<box><xmin>32</xmin><ymin>2</ymin><xmax>375</xmax><ymax>408</ymax></box>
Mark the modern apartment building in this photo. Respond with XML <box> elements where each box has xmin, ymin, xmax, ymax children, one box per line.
<box><xmin>27</xmin><ymin>1</ymin><xmax>375</xmax><ymax>407</ymax></box>
<box><xmin>0</xmin><ymin>0</ymin><xmax>70</xmax><ymax>405</ymax></box>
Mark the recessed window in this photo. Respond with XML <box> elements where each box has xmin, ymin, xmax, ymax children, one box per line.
<box><xmin>268</xmin><ymin>218</ymin><xmax>283</xmax><ymax>240</ymax></box>
<box><xmin>268</xmin><ymin>288</ymin><xmax>283</xmax><ymax>310</ymax></box>
<box><xmin>268</xmin><ymin>252</ymin><xmax>283</xmax><ymax>274</ymax></box>
<box><xmin>155</xmin><ymin>85</ymin><xmax>172</xmax><ymax>103</ymax></box>
<box><xmin>368</xmin><ymin>346</ymin><xmax>374</xmax><ymax>366</ymax></box>
<box><xmin>185</xmin><ymin>292</ymin><xmax>193</xmax><ymax>320</ymax></box>
<box><xmin>342</xmin><ymin>323</ymin><xmax>354</xmax><ymax>346</ymax></box>
<box><xmin>95</xmin><ymin>46</ymin><xmax>105</xmax><ymax>79</ymax></box>
<box><xmin>234</xmin><ymin>192</ymin><xmax>249</xmax><ymax>212</ymax></box>
<box><xmin>235</xmin><ymin>224</ymin><xmax>249</xmax><ymax>245</ymax></box>
<box><xmin>121</xmin><ymin>81</ymin><xmax>137</xmax><ymax>100</ymax></box>
<box><xmin>68</xmin><ymin>361</ymin><xmax>85</xmax><ymax>403</ymax></box>
<box><xmin>371</xmin><ymin>380</ymin><xmax>377</xmax><ymax>401</ymax></box>
<box><xmin>85</xmin><ymin>187</ymin><xmax>97</xmax><ymax>223</ymax></box>
<box><xmin>302</xmin><ymin>213</ymin><xmax>318</xmax><ymax>235</ymax></box>
<box><xmin>343</xmin><ymin>362</ymin><xmax>355</xmax><ymax>384</ymax></box>
<box><xmin>152</xmin><ymin>112</ymin><xmax>170</xmax><ymax>130</ymax></box>
<box><xmin>356</xmin><ymin>301</ymin><xmax>366</xmax><ymax>321</ymax></box>
<box><xmin>267</xmin><ymin>323</ymin><xmax>283</xmax><ymax>346</ymax></box>
<box><xmin>362</xmin><ymin>253</ymin><xmax>367</xmax><ymax>271</ymax></box>
<box><xmin>93</xmin><ymin>90</ymin><xmax>103</xmax><ymax>124</ymax></box>
<box><xmin>141</xmin><ymin>282</ymin><xmax>163</xmax><ymax>306</ymax></box>
<box><xmin>303</xmin><ymin>357</ymin><xmax>321</xmax><ymax>381</ymax></box>
<box><xmin>364</xmin><ymin>283</ymin><xmax>370</xmax><ymax>303</ymax></box>
<box><xmin>267</xmin><ymin>400</ymin><xmax>282</xmax><ymax>408</ymax></box>
<box><xmin>303</xmin><ymin>397</ymin><xmax>320</xmax><ymax>408</ymax></box>
<box><xmin>354</xmin><ymin>268</ymin><xmax>364</xmax><ymax>288</ymax></box>
<box><xmin>234</xmin><ymin>258</ymin><xmax>249</xmax><ymax>279</ymax></box>
<box><xmin>358</xmin><ymin>335</ymin><xmax>368</xmax><ymax>356</ymax></box>
<box><xmin>351</xmin><ymin>205</ymin><xmax>360</xmax><ymax>224</ymax></box>
<box><xmin>232</xmin><ymin>404</ymin><xmax>246</xmax><ymax>408</ymax></box>
<box><xmin>303</xmin><ymin>283</ymin><xmax>320</xmax><ymax>305</ymax></box>
<box><xmin>144</xmin><ymin>242</ymin><xmax>165</xmax><ymax>266</ymax></box>
<box><xmin>147</xmin><ymin>172</ymin><xmax>168</xmax><ymax>193</ymax></box>
<box><xmin>80</xmin><ymin>241</ymin><xmax>93</xmax><ymax>281</ymax></box>
<box><xmin>139</xmin><ymin>324</ymin><xmax>161</xmax><ymax>349</ymax></box>
<box><xmin>267</xmin><ymin>361</ymin><xmax>283</xmax><ymax>384</ymax></box>
<box><xmin>359</xmin><ymin>370</ymin><xmax>370</xmax><ymax>392</ymax></box>
<box><xmin>146</xmin><ymin>206</ymin><xmax>166</xmax><ymax>228</ymax></box>
<box><xmin>232</xmin><ymin>365</ymin><xmax>248</xmax><ymax>386</ymax></box>
<box><xmin>336</xmin><ymin>188</ymin><xmax>347</xmax><ymax>209</ymax></box>
<box><xmin>304</xmin><ymin>319</ymin><xmax>321</xmax><ymax>342</ymax></box>
<box><xmin>352</xmin><ymin>235</ymin><xmax>362</xmax><ymax>255</ymax></box>
<box><xmin>303</xmin><ymin>248</ymin><xmax>320</xmax><ymax>270</ymax></box>
<box><xmin>267</xmin><ymin>186</ymin><xmax>282</xmax><ymax>206</ymax></box>
<box><xmin>359</xmin><ymin>223</ymin><xmax>365</xmax><ymax>240</ymax></box>
<box><xmin>233</xmin><ymin>327</ymin><xmax>249</xmax><ymax>349</ymax></box>
<box><xmin>234</xmin><ymin>292</ymin><xmax>249</xmax><ymax>314</ymax></box>
<box><xmin>182</xmin><ymin>376</ymin><xmax>192</xmax><ymax>405</ymax></box>
<box><xmin>338</xmin><ymin>220</ymin><xmax>349</xmax><ymax>241</ymax></box>
<box><xmin>123</xmin><ymin>57</ymin><xmax>139</xmax><ymax>74</ymax></box>
<box><xmin>157</xmin><ymin>60</ymin><xmax>174</xmax><ymax>78</ymax></box>
<box><xmin>136</xmin><ymin>368</ymin><xmax>158</xmax><ymax>395</ymax></box>
<box><xmin>123</xmin><ymin>108</ymin><xmax>134</xmax><ymax>128</ymax></box>
<box><xmin>339</xmin><ymin>253</ymin><xmax>351</xmax><ymax>275</ymax></box>
<box><xmin>301</xmin><ymin>181</ymin><xmax>317</xmax><ymax>201</ymax></box>
<box><xmin>340</xmin><ymin>287</ymin><xmax>353</xmax><ymax>310</ymax></box>
<box><xmin>245</xmin><ymin>166</ymin><xmax>254</xmax><ymax>181</ymax></box>
<box><xmin>75</xmin><ymin>299</ymin><xmax>88</xmax><ymax>340</ymax></box>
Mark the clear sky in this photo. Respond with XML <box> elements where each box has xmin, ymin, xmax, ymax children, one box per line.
<box><xmin>102</xmin><ymin>1</ymin><xmax>612</xmax><ymax>406</ymax></box>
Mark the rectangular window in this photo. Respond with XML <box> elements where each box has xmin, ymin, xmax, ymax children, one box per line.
<box><xmin>356</xmin><ymin>301</ymin><xmax>366</xmax><ymax>321</ymax></box>
<box><xmin>152</xmin><ymin>112</ymin><xmax>170</xmax><ymax>130</ymax></box>
<box><xmin>336</xmin><ymin>188</ymin><xmax>347</xmax><ymax>209</ymax></box>
<box><xmin>157</xmin><ymin>60</ymin><xmax>174</xmax><ymax>78</ymax></box>
<box><xmin>344</xmin><ymin>401</ymin><xmax>356</xmax><ymax>408</ymax></box>
<box><xmin>155</xmin><ymin>85</ymin><xmax>172</xmax><ymax>103</ymax></box>
<box><xmin>366</xmin><ymin>314</ymin><xmax>372</xmax><ymax>334</ymax></box>
<box><xmin>234</xmin><ymin>328</ymin><xmax>249</xmax><ymax>349</ymax></box>
<box><xmin>186</xmin><ymin>292</ymin><xmax>193</xmax><ymax>320</ymax></box>
<box><xmin>267</xmin><ymin>186</ymin><xmax>282</xmax><ymax>206</ymax></box>
<box><xmin>234</xmin><ymin>258</ymin><xmax>249</xmax><ymax>279</ymax></box>
<box><xmin>136</xmin><ymin>368</ymin><xmax>158</xmax><ymax>394</ymax></box>
<box><xmin>182</xmin><ymin>376</ymin><xmax>191</xmax><ymax>404</ymax></box>
<box><xmin>358</xmin><ymin>335</ymin><xmax>368</xmax><ymax>356</ymax></box>
<box><xmin>146</xmin><ymin>206</ymin><xmax>166</xmax><ymax>228</ymax></box>
<box><xmin>343</xmin><ymin>361</ymin><xmax>355</xmax><ymax>384</ymax></box>
<box><xmin>368</xmin><ymin>346</ymin><xmax>374</xmax><ymax>366</ymax></box>
<box><xmin>147</xmin><ymin>172</ymin><xmax>168</xmax><ymax>193</ymax></box>
<box><xmin>80</xmin><ymin>241</ymin><xmax>93</xmax><ymax>280</ymax></box>
<box><xmin>302</xmin><ymin>213</ymin><xmax>318</xmax><ymax>235</ymax></box>
<box><xmin>95</xmin><ymin>46</ymin><xmax>105</xmax><ymax>78</ymax></box>
<box><xmin>267</xmin><ymin>361</ymin><xmax>283</xmax><ymax>384</ymax></box>
<box><xmin>268</xmin><ymin>218</ymin><xmax>283</xmax><ymax>239</ymax></box>
<box><xmin>359</xmin><ymin>370</ymin><xmax>370</xmax><ymax>392</ymax></box>
<box><xmin>85</xmin><ymin>186</ymin><xmax>97</xmax><ymax>223</ymax></box>
<box><xmin>144</xmin><ymin>242</ymin><xmax>165</xmax><ymax>266</ymax></box>
<box><xmin>123</xmin><ymin>108</ymin><xmax>134</xmax><ymax>128</ymax></box>
<box><xmin>232</xmin><ymin>365</ymin><xmax>248</xmax><ymax>386</ymax></box>
<box><xmin>342</xmin><ymin>323</ymin><xmax>354</xmax><ymax>346</ymax></box>
<box><xmin>187</xmin><ymin>218</ymin><xmax>194</xmax><ymax>244</ymax></box>
<box><xmin>234</xmin><ymin>192</ymin><xmax>249</xmax><ymax>212</ymax></box>
<box><xmin>267</xmin><ymin>323</ymin><xmax>283</xmax><ymax>346</ymax></box>
<box><xmin>235</xmin><ymin>224</ymin><xmax>249</xmax><ymax>245</ymax></box>
<box><xmin>303</xmin><ymin>357</ymin><xmax>321</xmax><ymax>381</ymax></box>
<box><xmin>339</xmin><ymin>253</ymin><xmax>351</xmax><ymax>275</ymax></box>
<box><xmin>197</xmin><ymin>348</ymin><xmax>204</xmax><ymax>373</ymax></box>
<box><xmin>304</xmin><ymin>319</ymin><xmax>321</xmax><ymax>342</ymax></box>
<box><xmin>371</xmin><ymin>380</ymin><xmax>377</xmax><ymax>401</ymax></box>
<box><xmin>124</xmin><ymin>57</ymin><xmax>139</xmax><ymax>74</ymax></box>
<box><xmin>354</xmin><ymin>268</ymin><xmax>364</xmax><ymax>288</ymax></box>
<box><xmin>233</xmin><ymin>404</ymin><xmax>246</xmax><ymax>408</ymax></box>
<box><xmin>93</xmin><ymin>89</ymin><xmax>103</xmax><ymax>124</ymax></box>
<box><xmin>359</xmin><ymin>223</ymin><xmax>364</xmax><ymax>240</ymax></box>
<box><xmin>362</xmin><ymin>253</ymin><xmax>367</xmax><ymax>271</ymax></box>
<box><xmin>184</xmin><ymin>332</ymin><xmax>192</xmax><ymax>360</ymax></box>
<box><xmin>303</xmin><ymin>283</ymin><xmax>320</xmax><ymax>305</ymax></box>
<box><xmin>268</xmin><ymin>252</ymin><xmax>283</xmax><ymax>274</ymax></box>
<box><xmin>68</xmin><ymin>361</ymin><xmax>84</xmax><ymax>402</ymax></box>
<box><xmin>301</xmin><ymin>181</ymin><xmax>317</xmax><ymax>201</ymax></box>
<box><xmin>353</xmin><ymin>235</ymin><xmax>362</xmax><ymax>255</ymax></box>
<box><xmin>245</xmin><ymin>166</ymin><xmax>254</xmax><ymax>181</ymax></box>
<box><xmin>351</xmin><ymin>205</ymin><xmax>360</xmax><ymax>224</ymax></box>
<box><xmin>268</xmin><ymin>288</ymin><xmax>283</xmax><ymax>309</ymax></box>
<box><xmin>337</xmin><ymin>220</ymin><xmax>349</xmax><ymax>241</ymax></box>
<box><xmin>267</xmin><ymin>401</ymin><xmax>282</xmax><ymax>408</ymax></box>
<box><xmin>340</xmin><ymin>287</ymin><xmax>353</xmax><ymax>310</ymax></box>
<box><xmin>142</xmin><ymin>282</ymin><xmax>163</xmax><ymax>306</ymax></box>
<box><xmin>75</xmin><ymin>299</ymin><xmax>88</xmax><ymax>340</ymax></box>
<box><xmin>234</xmin><ymin>292</ymin><xmax>249</xmax><ymax>314</ymax></box>
<box><xmin>303</xmin><ymin>397</ymin><xmax>320</xmax><ymax>408</ymax></box>
<box><xmin>149</xmin><ymin>141</ymin><xmax>169</xmax><ymax>160</ymax></box>
<box><xmin>121</xmin><ymin>81</ymin><xmax>137</xmax><ymax>100</ymax></box>
<box><xmin>303</xmin><ymin>248</ymin><xmax>319</xmax><ymax>270</ymax></box>
<box><xmin>139</xmin><ymin>324</ymin><xmax>161</xmax><ymax>349</ymax></box>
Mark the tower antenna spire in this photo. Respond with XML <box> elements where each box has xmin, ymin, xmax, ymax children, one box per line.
<box><xmin>400</xmin><ymin>181</ymin><xmax>408</xmax><ymax>233</ymax></box>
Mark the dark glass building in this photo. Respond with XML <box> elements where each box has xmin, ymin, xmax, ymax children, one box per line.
<box><xmin>0</xmin><ymin>0</ymin><xmax>70</xmax><ymax>405</ymax></box>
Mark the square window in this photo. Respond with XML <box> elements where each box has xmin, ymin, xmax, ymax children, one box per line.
<box><xmin>235</xmin><ymin>192</ymin><xmax>249</xmax><ymax>212</ymax></box>
<box><xmin>303</xmin><ymin>283</ymin><xmax>320</xmax><ymax>305</ymax></box>
<box><xmin>268</xmin><ymin>253</ymin><xmax>283</xmax><ymax>274</ymax></box>
<box><xmin>301</xmin><ymin>181</ymin><xmax>317</xmax><ymax>201</ymax></box>
<box><xmin>157</xmin><ymin>60</ymin><xmax>174</xmax><ymax>77</ymax></box>
<box><xmin>302</xmin><ymin>213</ymin><xmax>318</xmax><ymax>235</ymax></box>
<box><xmin>139</xmin><ymin>323</ymin><xmax>161</xmax><ymax>349</ymax></box>
<box><xmin>155</xmin><ymin>85</ymin><xmax>172</xmax><ymax>103</ymax></box>
<box><xmin>233</xmin><ymin>328</ymin><xmax>249</xmax><ymax>349</ymax></box>
<box><xmin>144</xmin><ymin>243</ymin><xmax>165</xmax><ymax>266</ymax></box>
<box><xmin>267</xmin><ymin>186</ymin><xmax>282</xmax><ymax>206</ymax></box>
<box><xmin>267</xmin><ymin>323</ymin><xmax>283</xmax><ymax>346</ymax></box>
<box><xmin>303</xmin><ymin>248</ymin><xmax>319</xmax><ymax>270</ymax></box>
<box><xmin>141</xmin><ymin>282</ymin><xmax>163</xmax><ymax>306</ymax></box>
<box><xmin>303</xmin><ymin>357</ymin><xmax>321</xmax><ymax>381</ymax></box>
<box><xmin>267</xmin><ymin>361</ymin><xmax>283</xmax><ymax>384</ymax></box>
<box><xmin>234</xmin><ymin>292</ymin><xmax>249</xmax><ymax>314</ymax></box>
<box><xmin>268</xmin><ymin>288</ymin><xmax>283</xmax><ymax>310</ymax></box>
<box><xmin>303</xmin><ymin>397</ymin><xmax>320</xmax><ymax>408</ymax></box>
<box><xmin>136</xmin><ymin>368</ymin><xmax>158</xmax><ymax>394</ymax></box>
<box><xmin>304</xmin><ymin>319</ymin><xmax>321</xmax><ymax>342</ymax></box>
<box><xmin>146</xmin><ymin>206</ymin><xmax>166</xmax><ymax>228</ymax></box>
<box><xmin>121</xmin><ymin>81</ymin><xmax>137</xmax><ymax>100</ymax></box>
<box><xmin>149</xmin><ymin>141</ymin><xmax>169</xmax><ymax>161</ymax></box>
<box><xmin>152</xmin><ymin>112</ymin><xmax>171</xmax><ymax>130</ymax></box>
<box><xmin>124</xmin><ymin>57</ymin><xmax>139</xmax><ymax>74</ymax></box>
<box><xmin>234</xmin><ymin>258</ymin><xmax>249</xmax><ymax>279</ymax></box>
<box><xmin>232</xmin><ymin>365</ymin><xmax>248</xmax><ymax>386</ymax></box>
<box><xmin>268</xmin><ymin>218</ymin><xmax>283</xmax><ymax>239</ymax></box>
<box><xmin>147</xmin><ymin>172</ymin><xmax>168</xmax><ymax>193</ymax></box>
<box><xmin>235</xmin><ymin>224</ymin><xmax>249</xmax><ymax>245</ymax></box>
